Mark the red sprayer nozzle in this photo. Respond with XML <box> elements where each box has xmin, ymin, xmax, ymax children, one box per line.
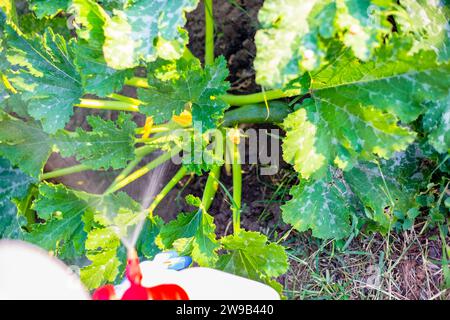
<box><xmin>125</xmin><ymin>249</ymin><xmax>142</xmax><ymax>285</ymax></box>
<box><xmin>92</xmin><ymin>248</ymin><xmax>189</xmax><ymax>300</ymax></box>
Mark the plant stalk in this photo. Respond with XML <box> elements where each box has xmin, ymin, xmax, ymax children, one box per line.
<box><xmin>201</xmin><ymin>165</ymin><xmax>221</xmax><ymax>212</ymax></box>
<box><xmin>222</xmin><ymin>101</ymin><xmax>292</xmax><ymax>126</ymax></box>
<box><xmin>109</xmin><ymin>93</ymin><xmax>142</xmax><ymax>105</ymax></box>
<box><xmin>204</xmin><ymin>0</ymin><xmax>215</xmax><ymax>65</ymax></box>
<box><xmin>229</xmin><ymin>139</ymin><xmax>242</xmax><ymax>234</ymax></box>
<box><xmin>221</xmin><ymin>89</ymin><xmax>301</xmax><ymax>106</ymax></box>
<box><xmin>40</xmin><ymin>164</ymin><xmax>91</xmax><ymax>180</ymax></box>
<box><xmin>76</xmin><ymin>99</ymin><xmax>139</xmax><ymax>112</ymax></box>
<box><xmin>122</xmin><ymin>77</ymin><xmax>301</xmax><ymax>106</ymax></box>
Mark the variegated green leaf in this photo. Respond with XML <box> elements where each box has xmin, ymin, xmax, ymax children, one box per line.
<box><xmin>281</xmin><ymin>169</ymin><xmax>353</xmax><ymax>239</ymax></box>
<box><xmin>56</xmin><ymin>113</ymin><xmax>137</xmax><ymax>170</ymax></box>
<box><xmin>283</xmin><ymin>43</ymin><xmax>449</xmax><ymax>179</ymax></box>
<box><xmin>254</xmin><ymin>0</ymin><xmax>393</xmax><ymax>88</ymax></box>
<box><xmin>0</xmin><ymin>117</ymin><xmax>54</xmax><ymax>178</ymax></box>
<box><xmin>103</xmin><ymin>0</ymin><xmax>199</xmax><ymax>69</ymax></box>
<box><xmin>5</xmin><ymin>27</ymin><xmax>83</xmax><ymax>133</ymax></box>
<box><xmin>422</xmin><ymin>94</ymin><xmax>450</xmax><ymax>154</ymax></box>
<box><xmin>70</xmin><ymin>0</ymin><xmax>132</xmax><ymax>96</ymax></box>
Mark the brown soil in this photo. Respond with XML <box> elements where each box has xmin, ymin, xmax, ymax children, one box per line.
<box><xmin>186</xmin><ymin>0</ymin><xmax>263</xmax><ymax>94</ymax></box>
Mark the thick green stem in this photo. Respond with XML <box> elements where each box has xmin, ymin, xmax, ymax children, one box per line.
<box><xmin>221</xmin><ymin>89</ymin><xmax>301</xmax><ymax>106</ymax></box>
<box><xmin>135</xmin><ymin>125</ymin><xmax>171</xmax><ymax>135</ymax></box>
<box><xmin>222</xmin><ymin>101</ymin><xmax>292</xmax><ymax>126</ymax></box>
<box><xmin>109</xmin><ymin>93</ymin><xmax>142</xmax><ymax>105</ymax></box>
<box><xmin>204</xmin><ymin>0</ymin><xmax>215</xmax><ymax>65</ymax></box>
<box><xmin>105</xmin><ymin>148</ymin><xmax>180</xmax><ymax>194</ymax></box>
<box><xmin>123</xmin><ymin>77</ymin><xmax>301</xmax><ymax>106</ymax></box>
<box><xmin>147</xmin><ymin>166</ymin><xmax>188</xmax><ymax>217</ymax></box>
<box><xmin>76</xmin><ymin>99</ymin><xmax>139</xmax><ymax>112</ymax></box>
<box><xmin>228</xmin><ymin>140</ymin><xmax>242</xmax><ymax>234</ymax></box>
<box><xmin>201</xmin><ymin>165</ymin><xmax>221</xmax><ymax>212</ymax></box>
<box><xmin>124</xmin><ymin>77</ymin><xmax>149</xmax><ymax>89</ymax></box>
<box><xmin>40</xmin><ymin>164</ymin><xmax>91</xmax><ymax>180</ymax></box>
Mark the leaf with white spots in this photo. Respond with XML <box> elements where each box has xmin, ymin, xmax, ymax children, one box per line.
<box><xmin>282</xmin><ymin>42</ymin><xmax>449</xmax><ymax>179</ymax></box>
<box><xmin>344</xmin><ymin>160</ymin><xmax>417</xmax><ymax>231</ymax></box>
<box><xmin>281</xmin><ymin>169</ymin><xmax>353</xmax><ymax>239</ymax></box>
<box><xmin>0</xmin><ymin>158</ymin><xmax>35</xmax><ymax>239</ymax></box>
<box><xmin>99</xmin><ymin>0</ymin><xmax>131</xmax><ymax>11</ymax></box>
<box><xmin>254</xmin><ymin>0</ymin><xmax>393</xmax><ymax>88</ymax></box>
<box><xmin>136</xmin><ymin>216</ymin><xmax>164</xmax><ymax>259</ymax></box>
<box><xmin>282</xmin><ymin>145</ymin><xmax>432</xmax><ymax>238</ymax></box>
<box><xmin>70</xmin><ymin>0</ymin><xmax>133</xmax><ymax>97</ymax></box>
<box><xmin>0</xmin><ymin>116</ymin><xmax>54</xmax><ymax>178</ymax></box>
<box><xmin>217</xmin><ymin>230</ymin><xmax>288</xmax><ymax>291</ymax></box>
<box><xmin>25</xmin><ymin>183</ymin><xmax>91</xmax><ymax>254</ymax></box>
<box><xmin>396</xmin><ymin>0</ymin><xmax>450</xmax><ymax>63</ymax></box>
<box><xmin>56</xmin><ymin>113</ymin><xmax>137</xmax><ymax>170</ymax></box>
<box><xmin>0</xmin><ymin>199</ymin><xmax>25</xmax><ymax>239</ymax></box>
<box><xmin>80</xmin><ymin>192</ymin><xmax>143</xmax><ymax>289</ymax></box>
<box><xmin>422</xmin><ymin>94</ymin><xmax>450</xmax><ymax>154</ymax></box>
<box><xmin>5</xmin><ymin>27</ymin><xmax>83</xmax><ymax>133</ymax></box>
<box><xmin>81</xmin><ymin>242</ymin><xmax>121</xmax><ymax>289</ymax></box>
<box><xmin>103</xmin><ymin>0</ymin><xmax>199</xmax><ymax>69</ymax></box>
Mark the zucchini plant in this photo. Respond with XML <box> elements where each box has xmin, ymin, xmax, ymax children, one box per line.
<box><xmin>0</xmin><ymin>0</ymin><xmax>449</xmax><ymax>293</ymax></box>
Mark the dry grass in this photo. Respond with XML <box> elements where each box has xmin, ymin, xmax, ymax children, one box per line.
<box><xmin>282</xmin><ymin>222</ymin><xmax>449</xmax><ymax>300</ymax></box>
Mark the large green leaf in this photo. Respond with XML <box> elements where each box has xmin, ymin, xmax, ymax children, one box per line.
<box><xmin>138</xmin><ymin>56</ymin><xmax>230</xmax><ymax>130</ymax></box>
<box><xmin>282</xmin><ymin>43</ymin><xmax>449</xmax><ymax>179</ymax></box>
<box><xmin>422</xmin><ymin>94</ymin><xmax>450</xmax><ymax>154</ymax></box>
<box><xmin>24</xmin><ymin>182</ymin><xmax>142</xmax><ymax>287</ymax></box>
<box><xmin>56</xmin><ymin>113</ymin><xmax>137</xmax><ymax>170</ymax></box>
<box><xmin>281</xmin><ymin>169</ymin><xmax>353</xmax><ymax>239</ymax></box>
<box><xmin>103</xmin><ymin>0</ymin><xmax>199</xmax><ymax>69</ymax></box>
<box><xmin>0</xmin><ymin>117</ymin><xmax>54</xmax><ymax>178</ymax></box>
<box><xmin>5</xmin><ymin>27</ymin><xmax>83</xmax><ymax>133</ymax></box>
<box><xmin>0</xmin><ymin>199</ymin><xmax>25</xmax><ymax>239</ymax></box>
<box><xmin>157</xmin><ymin>209</ymin><xmax>219</xmax><ymax>267</ymax></box>
<box><xmin>29</xmin><ymin>0</ymin><xmax>70</xmax><ymax>18</ymax></box>
<box><xmin>70</xmin><ymin>0</ymin><xmax>132</xmax><ymax>97</ymax></box>
<box><xmin>217</xmin><ymin>231</ymin><xmax>288</xmax><ymax>291</ymax></box>
<box><xmin>281</xmin><ymin>145</ymin><xmax>430</xmax><ymax>238</ymax></box>
<box><xmin>0</xmin><ymin>158</ymin><xmax>34</xmax><ymax>238</ymax></box>
<box><xmin>136</xmin><ymin>216</ymin><xmax>164</xmax><ymax>259</ymax></box>
<box><xmin>25</xmin><ymin>183</ymin><xmax>90</xmax><ymax>253</ymax></box>
<box><xmin>254</xmin><ymin>0</ymin><xmax>393</xmax><ymax>88</ymax></box>
<box><xmin>0</xmin><ymin>158</ymin><xmax>34</xmax><ymax>201</ymax></box>
<box><xmin>81</xmin><ymin>235</ymin><xmax>121</xmax><ymax>289</ymax></box>
<box><xmin>80</xmin><ymin>192</ymin><xmax>142</xmax><ymax>289</ymax></box>
<box><xmin>396</xmin><ymin>0</ymin><xmax>450</xmax><ymax>63</ymax></box>
<box><xmin>344</xmin><ymin>161</ymin><xmax>416</xmax><ymax>230</ymax></box>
